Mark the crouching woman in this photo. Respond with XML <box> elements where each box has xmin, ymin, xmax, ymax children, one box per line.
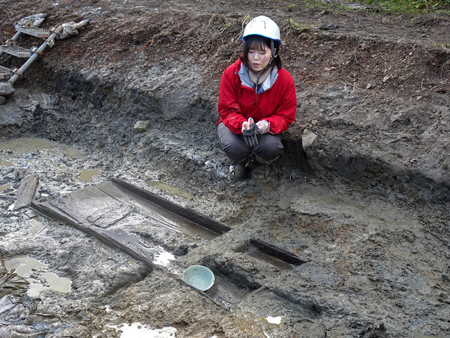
<box><xmin>217</xmin><ymin>16</ymin><xmax>297</xmax><ymax>181</ymax></box>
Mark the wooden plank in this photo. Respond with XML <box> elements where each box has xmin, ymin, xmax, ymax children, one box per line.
<box><xmin>30</xmin><ymin>200</ymin><xmax>160</xmax><ymax>270</ymax></box>
<box><xmin>111</xmin><ymin>178</ymin><xmax>232</xmax><ymax>235</ymax></box>
<box><xmin>49</xmin><ymin>185</ymin><xmax>132</xmax><ymax>229</ymax></box>
<box><xmin>97</xmin><ymin>181</ymin><xmax>219</xmax><ymax>238</ymax></box>
<box><xmin>249</xmin><ymin>239</ymin><xmax>309</xmax><ymax>266</ymax></box>
<box><xmin>14</xmin><ymin>175</ymin><xmax>39</xmax><ymax>210</ymax></box>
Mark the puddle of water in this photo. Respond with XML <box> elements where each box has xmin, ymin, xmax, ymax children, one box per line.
<box><xmin>0</xmin><ymin>137</ymin><xmax>83</xmax><ymax>157</ymax></box>
<box><xmin>0</xmin><ymin>183</ymin><xmax>12</xmax><ymax>192</ymax></box>
<box><xmin>5</xmin><ymin>255</ymin><xmax>47</xmax><ymax>276</ymax></box>
<box><xmin>5</xmin><ymin>255</ymin><xmax>72</xmax><ymax>297</ymax></box>
<box><xmin>29</xmin><ymin>217</ymin><xmax>45</xmax><ymax>236</ymax></box>
<box><xmin>0</xmin><ymin>159</ymin><xmax>14</xmax><ymax>166</ymax></box>
<box><xmin>27</xmin><ymin>281</ymin><xmax>50</xmax><ymax>298</ymax></box>
<box><xmin>78</xmin><ymin>168</ymin><xmax>101</xmax><ymax>182</ymax></box>
<box><xmin>146</xmin><ymin>180</ymin><xmax>194</xmax><ymax>200</ymax></box>
<box><xmin>108</xmin><ymin>323</ymin><xmax>177</xmax><ymax>337</ymax></box>
<box><xmin>65</xmin><ymin>147</ymin><xmax>84</xmax><ymax>157</ymax></box>
<box><xmin>41</xmin><ymin>272</ymin><xmax>72</xmax><ymax>293</ymax></box>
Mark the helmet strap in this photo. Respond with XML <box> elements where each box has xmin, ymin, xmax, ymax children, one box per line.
<box><xmin>269</xmin><ymin>40</ymin><xmax>279</xmax><ymax>65</ymax></box>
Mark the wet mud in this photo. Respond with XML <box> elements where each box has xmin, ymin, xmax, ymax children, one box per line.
<box><xmin>1</xmin><ymin>0</ymin><xmax>449</xmax><ymax>337</ymax></box>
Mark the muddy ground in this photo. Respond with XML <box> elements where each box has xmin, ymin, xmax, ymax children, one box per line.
<box><xmin>0</xmin><ymin>0</ymin><xmax>449</xmax><ymax>337</ymax></box>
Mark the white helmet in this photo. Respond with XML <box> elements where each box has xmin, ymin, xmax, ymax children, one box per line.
<box><xmin>242</xmin><ymin>16</ymin><xmax>281</xmax><ymax>43</ymax></box>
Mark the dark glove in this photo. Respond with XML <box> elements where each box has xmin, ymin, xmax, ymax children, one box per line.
<box><xmin>243</xmin><ymin>123</ymin><xmax>261</xmax><ymax>147</ymax></box>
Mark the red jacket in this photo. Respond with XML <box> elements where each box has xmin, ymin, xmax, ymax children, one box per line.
<box><xmin>218</xmin><ymin>58</ymin><xmax>297</xmax><ymax>135</ymax></box>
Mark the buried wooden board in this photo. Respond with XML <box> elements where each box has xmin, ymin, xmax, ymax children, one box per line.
<box><xmin>30</xmin><ymin>194</ymin><xmax>168</xmax><ymax>270</ymax></box>
<box><xmin>110</xmin><ymin>178</ymin><xmax>231</xmax><ymax>235</ymax></box>
<box><xmin>249</xmin><ymin>239</ymin><xmax>309</xmax><ymax>266</ymax></box>
<box><xmin>14</xmin><ymin>175</ymin><xmax>39</xmax><ymax>210</ymax></box>
<box><xmin>30</xmin><ymin>180</ymin><xmax>231</xmax><ymax>269</ymax></box>
<box><xmin>102</xmin><ymin>179</ymin><xmax>230</xmax><ymax>238</ymax></box>
<box><xmin>233</xmin><ymin>239</ymin><xmax>309</xmax><ymax>271</ymax></box>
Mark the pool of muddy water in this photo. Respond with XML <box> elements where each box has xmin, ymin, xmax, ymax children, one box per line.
<box><xmin>5</xmin><ymin>254</ymin><xmax>72</xmax><ymax>297</ymax></box>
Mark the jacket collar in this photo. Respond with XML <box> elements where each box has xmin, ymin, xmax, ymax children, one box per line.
<box><xmin>238</xmin><ymin>61</ymin><xmax>279</xmax><ymax>92</ymax></box>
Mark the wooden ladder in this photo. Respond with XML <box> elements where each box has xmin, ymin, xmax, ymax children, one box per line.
<box><xmin>0</xmin><ymin>15</ymin><xmax>88</xmax><ymax>84</ymax></box>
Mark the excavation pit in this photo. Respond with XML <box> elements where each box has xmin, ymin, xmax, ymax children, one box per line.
<box><xmin>0</xmin><ymin>0</ymin><xmax>449</xmax><ymax>335</ymax></box>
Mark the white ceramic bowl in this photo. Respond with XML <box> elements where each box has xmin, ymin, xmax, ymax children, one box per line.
<box><xmin>182</xmin><ymin>265</ymin><xmax>215</xmax><ymax>291</ymax></box>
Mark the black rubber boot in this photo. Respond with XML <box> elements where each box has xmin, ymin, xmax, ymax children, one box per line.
<box><xmin>252</xmin><ymin>162</ymin><xmax>269</xmax><ymax>180</ymax></box>
<box><xmin>252</xmin><ymin>154</ymin><xmax>278</xmax><ymax>181</ymax></box>
<box><xmin>229</xmin><ymin>163</ymin><xmax>246</xmax><ymax>181</ymax></box>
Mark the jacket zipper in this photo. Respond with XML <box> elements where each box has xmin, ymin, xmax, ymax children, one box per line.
<box><xmin>254</xmin><ymin>76</ymin><xmax>261</xmax><ymax>106</ymax></box>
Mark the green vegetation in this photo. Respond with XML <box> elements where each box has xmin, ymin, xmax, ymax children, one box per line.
<box><xmin>358</xmin><ymin>0</ymin><xmax>449</xmax><ymax>13</ymax></box>
<box><xmin>289</xmin><ymin>0</ymin><xmax>449</xmax><ymax>13</ymax></box>
<box><xmin>433</xmin><ymin>42</ymin><xmax>450</xmax><ymax>48</ymax></box>
<box><xmin>286</xmin><ymin>18</ymin><xmax>313</xmax><ymax>31</ymax></box>
<box><xmin>242</xmin><ymin>15</ymin><xmax>250</xmax><ymax>30</ymax></box>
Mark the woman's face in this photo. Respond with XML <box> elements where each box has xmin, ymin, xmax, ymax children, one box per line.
<box><xmin>247</xmin><ymin>42</ymin><xmax>271</xmax><ymax>72</ymax></box>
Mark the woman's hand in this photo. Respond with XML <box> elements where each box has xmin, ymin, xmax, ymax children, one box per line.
<box><xmin>241</xmin><ymin>117</ymin><xmax>260</xmax><ymax>146</ymax></box>
<box><xmin>241</xmin><ymin>117</ymin><xmax>255</xmax><ymax>133</ymax></box>
<box><xmin>256</xmin><ymin>120</ymin><xmax>270</xmax><ymax>134</ymax></box>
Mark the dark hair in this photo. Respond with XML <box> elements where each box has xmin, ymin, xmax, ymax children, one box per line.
<box><xmin>241</xmin><ymin>35</ymin><xmax>282</xmax><ymax>70</ymax></box>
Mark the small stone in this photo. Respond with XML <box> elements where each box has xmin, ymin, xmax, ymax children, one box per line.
<box><xmin>134</xmin><ymin>120</ymin><xmax>150</xmax><ymax>133</ymax></box>
<box><xmin>319</xmin><ymin>23</ymin><xmax>339</xmax><ymax>30</ymax></box>
<box><xmin>302</xmin><ymin>129</ymin><xmax>318</xmax><ymax>150</ymax></box>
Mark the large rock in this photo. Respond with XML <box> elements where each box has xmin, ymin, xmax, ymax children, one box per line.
<box><xmin>0</xmin><ymin>82</ymin><xmax>14</xmax><ymax>96</ymax></box>
<box><xmin>0</xmin><ymin>102</ymin><xmax>23</xmax><ymax>128</ymax></box>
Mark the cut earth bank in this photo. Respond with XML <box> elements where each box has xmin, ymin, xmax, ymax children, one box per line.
<box><xmin>0</xmin><ymin>0</ymin><xmax>449</xmax><ymax>337</ymax></box>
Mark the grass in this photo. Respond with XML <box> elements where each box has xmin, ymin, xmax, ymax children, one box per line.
<box><xmin>433</xmin><ymin>42</ymin><xmax>450</xmax><ymax>48</ymax></box>
<box><xmin>286</xmin><ymin>18</ymin><xmax>313</xmax><ymax>31</ymax></box>
<box><xmin>290</xmin><ymin>0</ymin><xmax>449</xmax><ymax>13</ymax></box>
<box><xmin>358</xmin><ymin>0</ymin><xmax>449</xmax><ymax>13</ymax></box>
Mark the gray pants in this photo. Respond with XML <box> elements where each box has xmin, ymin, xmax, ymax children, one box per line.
<box><xmin>217</xmin><ymin>122</ymin><xmax>283</xmax><ymax>164</ymax></box>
